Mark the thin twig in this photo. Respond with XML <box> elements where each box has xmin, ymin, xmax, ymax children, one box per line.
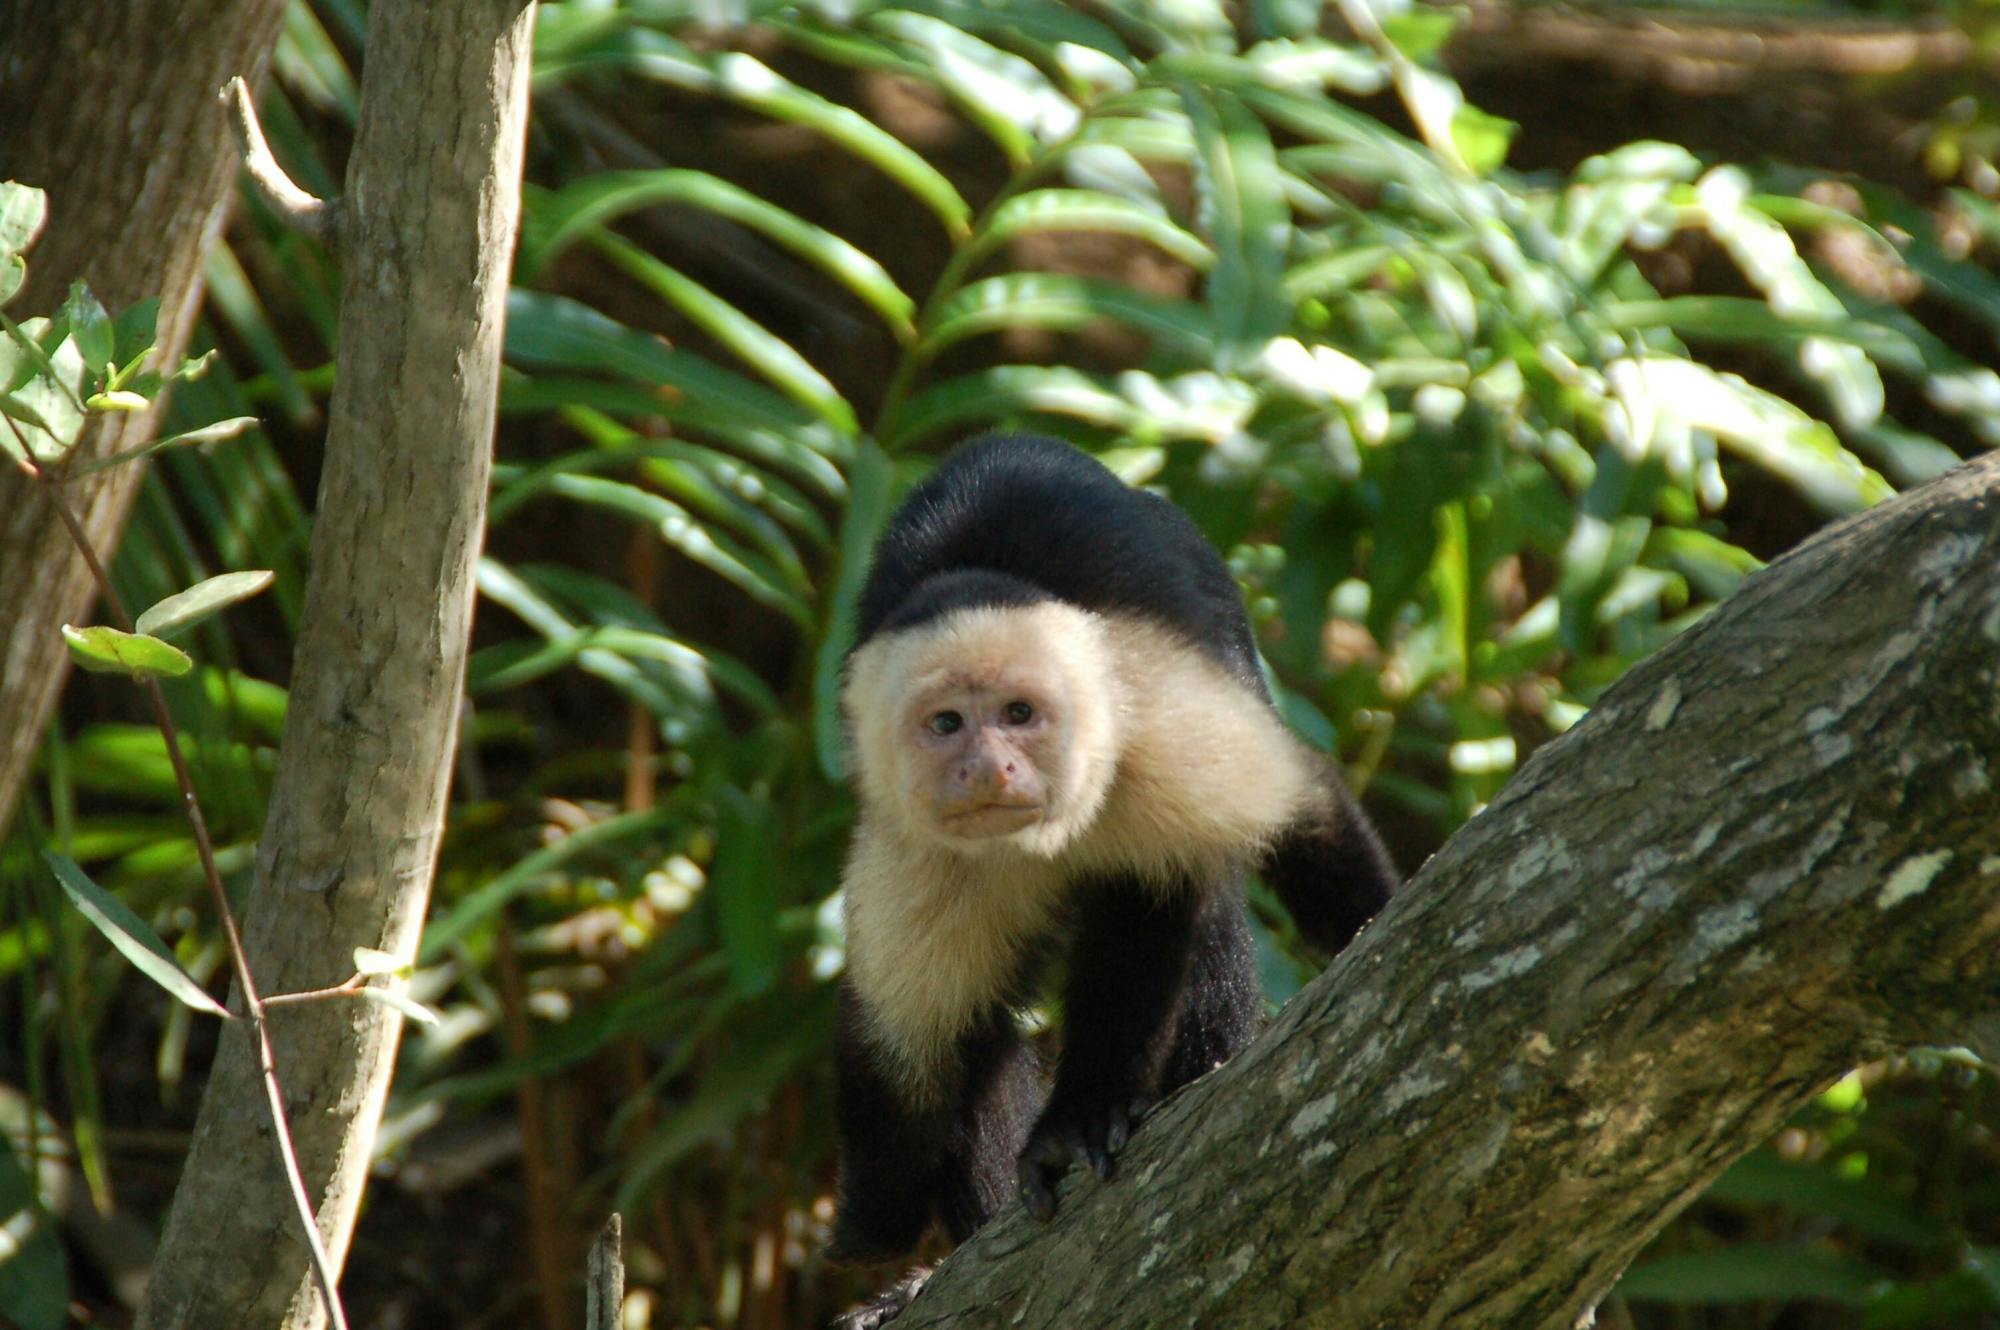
<box><xmin>262</xmin><ymin>974</ymin><xmax>367</xmax><ymax>1007</ymax></box>
<box><xmin>221</xmin><ymin>75</ymin><xmax>341</xmax><ymax>248</ymax></box>
<box><xmin>23</xmin><ymin>452</ymin><xmax>352</xmax><ymax>1330</ymax></box>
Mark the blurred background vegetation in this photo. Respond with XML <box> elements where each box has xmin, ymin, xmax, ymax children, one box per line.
<box><xmin>3</xmin><ymin>0</ymin><xmax>1998</xmax><ymax>1326</ymax></box>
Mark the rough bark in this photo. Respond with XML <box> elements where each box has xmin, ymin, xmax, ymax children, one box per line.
<box><xmin>135</xmin><ymin>3</ymin><xmax>537</xmax><ymax>1328</ymax></box>
<box><xmin>892</xmin><ymin>451</ymin><xmax>2000</xmax><ymax>1329</ymax></box>
<box><xmin>0</xmin><ymin>0</ymin><xmax>289</xmax><ymax>839</ymax></box>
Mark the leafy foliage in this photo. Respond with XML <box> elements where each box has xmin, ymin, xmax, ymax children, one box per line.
<box><xmin>3</xmin><ymin>1</ymin><xmax>1997</xmax><ymax>1327</ymax></box>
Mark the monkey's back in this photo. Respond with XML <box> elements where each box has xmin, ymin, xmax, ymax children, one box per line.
<box><xmin>854</xmin><ymin>433</ymin><xmax>1260</xmax><ymax>684</ymax></box>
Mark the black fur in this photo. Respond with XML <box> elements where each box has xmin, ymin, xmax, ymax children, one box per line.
<box><xmin>830</xmin><ymin>433</ymin><xmax>1397</xmax><ymax>1273</ymax></box>
<box><xmin>856</xmin><ymin>433</ymin><xmax>1261</xmax><ymax>684</ymax></box>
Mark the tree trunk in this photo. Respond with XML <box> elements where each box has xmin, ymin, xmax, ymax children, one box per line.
<box><xmin>891</xmin><ymin>452</ymin><xmax>2000</xmax><ymax>1329</ymax></box>
<box><xmin>0</xmin><ymin>0</ymin><xmax>289</xmax><ymax>839</ymax></box>
<box><xmin>135</xmin><ymin>3</ymin><xmax>537</xmax><ymax>1327</ymax></box>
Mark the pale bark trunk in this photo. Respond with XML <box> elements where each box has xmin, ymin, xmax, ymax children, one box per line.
<box><xmin>135</xmin><ymin>3</ymin><xmax>537</xmax><ymax>1327</ymax></box>
<box><xmin>0</xmin><ymin>0</ymin><xmax>289</xmax><ymax>837</ymax></box>
<box><xmin>893</xmin><ymin>453</ymin><xmax>2000</xmax><ymax>1330</ymax></box>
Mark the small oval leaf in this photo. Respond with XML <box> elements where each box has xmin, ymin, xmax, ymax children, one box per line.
<box><xmin>359</xmin><ymin>985</ymin><xmax>442</xmax><ymax>1026</ymax></box>
<box><xmin>42</xmin><ymin>850</ymin><xmax>231</xmax><ymax>1018</ymax></box>
<box><xmin>61</xmin><ymin>624</ymin><xmax>194</xmax><ymax>678</ymax></box>
<box><xmin>133</xmin><ymin>570</ymin><xmax>276</xmax><ymax>640</ymax></box>
<box><xmin>352</xmin><ymin>946</ymin><xmax>406</xmax><ymax>977</ymax></box>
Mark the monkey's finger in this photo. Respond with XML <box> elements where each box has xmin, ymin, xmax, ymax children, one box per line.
<box><xmin>1084</xmin><ymin>1130</ymin><xmax>1113</xmax><ymax>1181</ymax></box>
<box><xmin>1017</xmin><ymin>1156</ymin><xmax>1058</xmax><ymax>1221</ymax></box>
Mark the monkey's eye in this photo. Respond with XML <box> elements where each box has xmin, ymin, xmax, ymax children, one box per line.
<box><xmin>1002</xmin><ymin>700</ymin><xmax>1034</xmax><ymax>725</ymax></box>
<box><xmin>927</xmin><ymin>710</ymin><xmax>964</xmax><ymax>736</ymax></box>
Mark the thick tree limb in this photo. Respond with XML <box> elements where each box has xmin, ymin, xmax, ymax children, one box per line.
<box><xmin>890</xmin><ymin>452</ymin><xmax>2000</xmax><ymax>1330</ymax></box>
<box><xmin>136</xmin><ymin>4</ymin><xmax>537</xmax><ymax>1328</ymax></box>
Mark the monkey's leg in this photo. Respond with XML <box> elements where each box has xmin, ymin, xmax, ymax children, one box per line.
<box><xmin>1158</xmin><ymin>883</ymin><xmax>1264</xmax><ymax>1094</ymax></box>
<box><xmin>1261</xmin><ymin>765</ymin><xmax>1398</xmax><ymax>955</ymax></box>
<box><xmin>827</xmin><ymin>983</ymin><xmax>949</xmax><ymax>1264</ymax></box>
<box><xmin>1017</xmin><ymin>878</ymin><xmax>1198</xmax><ymax>1220</ymax></box>
<box><xmin>939</xmin><ymin>1012</ymin><xmax>1046</xmax><ymax>1243</ymax></box>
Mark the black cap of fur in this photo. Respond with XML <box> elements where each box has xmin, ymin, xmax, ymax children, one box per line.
<box><xmin>855</xmin><ymin>433</ymin><xmax>1260</xmax><ymax>684</ymax></box>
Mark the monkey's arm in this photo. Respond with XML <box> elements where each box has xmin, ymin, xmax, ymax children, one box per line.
<box><xmin>1261</xmin><ymin>763</ymin><xmax>1398</xmax><ymax>954</ymax></box>
<box><xmin>1017</xmin><ymin>879</ymin><xmax>1199</xmax><ymax>1220</ymax></box>
<box><xmin>827</xmin><ymin>983</ymin><xmax>947</xmax><ymax>1264</ymax></box>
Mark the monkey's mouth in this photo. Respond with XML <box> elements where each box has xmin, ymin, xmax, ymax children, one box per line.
<box><xmin>941</xmin><ymin>801</ymin><xmax>1044</xmax><ymax>837</ymax></box>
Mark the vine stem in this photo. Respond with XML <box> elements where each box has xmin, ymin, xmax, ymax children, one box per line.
<box><xmin>14</xmin><ymin>425</ymin><xmax>351</xmax><ymax>1330</ymax></box>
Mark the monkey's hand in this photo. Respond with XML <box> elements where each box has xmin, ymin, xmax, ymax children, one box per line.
<box><xmin>834</xmin><ymin>1265</ymin><xmax>933</xmax><ymax>1330</ymax></box>
<box><xmin>1016</xmin><ymin>1090</ymin><xmax>1153</xmax><ymax>1221</ymax></box>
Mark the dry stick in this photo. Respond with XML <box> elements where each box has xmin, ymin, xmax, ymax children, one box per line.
<box><xmin>11</xmin><ymin>436</ymin><xmax>351</xmax><ymax>1330</ymax></box>
<box><xmin>221</xmin><ymin>76</ymin><xmax>339</xmax><ymax>248</ymax></box>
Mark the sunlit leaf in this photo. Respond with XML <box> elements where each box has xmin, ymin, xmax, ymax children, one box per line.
<box><xmin>1619</xmin><ymin>1244</ymin><xmax>1884</xmax><ymax>1306</ymax></box>
<box><xmin>610</xmin><ymin>32</ymin><xmax>971</xmax><ymax>238</ymax></box>
<box><xmin>41</xmin><ymin>851</ymin><xmax>230</xmax><ymax>1018</ymax></box>
<box><xmin>61</xmin><ymin>625</ymin><xmax>194</xmax><ymax>679</ymax></box>
<box><xmin>870</xmin><ymin>11</ymin><xmax>1078</xmax><ymax>165</ymax></box>
<box><xmin>520</xmin><ymin>170</ymin><xmax>915</xmax><ymax>338</ymax></box>
<box><xmin>133</xmin><ymin>571</ymin><xmax>275</xmax><ymax>640</ymax></box>
<box><xmin>712</xmin><ymin>786</ymin><xmax>782</xmax><ymax>996</ymax></box>
<box><xmin>0</xmin><ymin>1134</ymin><xmax>66</xmax><ymax>1330</ymax></box>
<box><xmin>968</xmin><ymin>190</ymin><xmax>1213</xmax><ymax>272</ymax></box>
<box><xmin>420</xmin><ymin>809</ymin><xmax>673</xmax><ymax>962</ymax></box>
<box><xmin>359</xmin><ymin>985</ymin><xmax>442</xmax><ymax>1026</ymax></box>
<box><xmin>920</xmin><ymin>273</ymin><xmax>1214</xmax><ymax>363</ymax></box>
<box><xmin>815</xmin><ymin>440</ymin><xmax>895</xmax><ymax>778</ymax></box>
<box><xmin>0</xmin><ymin>181</ymin><xmax>48</xmax><ymax>260</ymax></box>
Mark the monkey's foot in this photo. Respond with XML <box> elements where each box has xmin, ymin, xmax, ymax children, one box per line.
<box><xmin>1016</xmin><ymin>1092</ymin><xmax>1152</xmax><ymax>1221</ymax></box>
<box><xmin>835</xmin><ymin>1265</ymin><xmax>933</xmax><ymax>1330</ymax></box>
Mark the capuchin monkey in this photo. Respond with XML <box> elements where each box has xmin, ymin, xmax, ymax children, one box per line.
<box><xmin>826</xmin><ymin>433</ymin><xmax>1398</xmax><ymax>1281</ymax></box>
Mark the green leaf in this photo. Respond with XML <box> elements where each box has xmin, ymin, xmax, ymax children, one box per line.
<box><xmin>61</xmin><ymin>625</ymin><xmax>195</xmax><ymax>679</ymax></box>
<box><xmin>352</xmin><ymin>946</ymin><xmax>404</xmax><ymax>976</ymax></box>
<box><xmin>62</xmin><ymin>416</ymin><xmax>261</xmax><ymax>478</ymax></box>
<box><xmin>1448</xmin><ymin>104</ymin><xmax>1515</xmax><ymax>176</ymax></box>
<box><xmin>41</xmin><ymin>851</ymin><xmax>230</xmax><ymax>1018</ymax></box>
<box><xmin>111</xmin><ymin>296</ymin><xmax>161</xmax><ymax>367</ymax></box>
<box><xmin>0</xmin><ymin>1133</ymin><xmax>67</xmax><ymax>1330</ymax></box>
<box><xmin>967</xmin><ymin>190</ymin><xmax>1214</xmax><ymax>273</ymax></box>
<box><xmin>133</xmin><ymin>570</ymin><xmax>276</xmax><ymax>640</ymax></box>
<box><xmin>887</xmin><ymin>365</ymin><xmax>1139</xmax><ymax>449</ymax></box>
<box><xmin>1611</xmin><ymin>356</ymin><xmax>1891</xmax><ymax>514</ymax></box>
<box><xmin>420</xmin><ymin>809</ymin><xmax>673</xmax><ymax>962</ymax></box>
<box><xmin>504</xmin><ymin>291</ymin><xmax>851</xmax><ymax>482</ymax></box>
<box><xmin>615</xmin><ymin>986</ymin><xmax>836</xmax><ymax>1209</ymax></box>
<box><xmin>711</xmin><ymin>786</ymin><xmax>781</xmax><ymax>996</ymax></box>
<box><xmin>920</xmin><ymin>273</ymin><xmax>1214</xmax><ymax>363</ymax></box>
<box><xmin>815</xmin><ymin>440</ymin><xmax>895</xmax><ymax>779</ymax></box>
<box><xmin>0</xmin><ymin>183</ymin><xmax>47</xmax><ymax>260</ymax></box>
<box><xmin>60</xmin><ymin>283</ymin><xmax>114</xmax><ymax>378</ymax></box>
<box><xmin>358</xmin><ymin>985</ymin><xmax>442</xmax><ymax>1026</ymax></box>
<box><xmin>539</xmin><ymin>472</ymin><xmax>814</xmax><ymax>627</ymax></box>
<box><xmin>519</xmin><ymin>171</ymin><xmax>915</xmax><ymax>338</ymax></box>
<box><xmin>615</xmin><ymin>32</ymin><xmax>971</xmax><ymax>238</ymax></box>
<box><xmin>1708</xmin><ymin>1151</ymin><xmax>1951</xmax><ymax>1249</ymax></box>
<box><xmin>1554</xmin><ymin>450</ymin><xmax>1651</xmax><ymax>653</ymax></box>
<box><xmin>0</xmin><ymin>316</ymin><xmax>86</xmax><ymax>462</ymax></box>
<box><xmin>869</xmin><ymin>11</ymin><xmax>1078</xmax><ymax>166</ymax></box>
<box><xmin>591</xmin><ymin>230</ymin><xmax>857</xmax><ymax>435</ymax></box>
<box><xmin>1182</xmin><ymin>85</ymin><xmax>1289</xmax><ymax>365</ymax></box>
<box><xmin>1619</xmin><ymin>1244</ymin><xmax>1884</xmax><ymax>1306</ymax></box>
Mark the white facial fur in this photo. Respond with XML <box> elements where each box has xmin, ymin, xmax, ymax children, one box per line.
<box><xmin>845</xmin><ymin>601</ymin><xmax>1125</xmax><ymax>857</ymax></box>
<box><xmin>840</xmin><ymin>602</ymin><xmax>1325</xmax><ymax>1096</ymax></box>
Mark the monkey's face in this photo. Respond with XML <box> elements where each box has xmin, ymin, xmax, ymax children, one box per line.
<box><xmin>846</xmin><ymin>602</ymin><xmax>1124</xmax><ymax>854</ymax></box>
<box><xmin>907</xmin><ymin>679</ymin><xmax>1058</xmax><ymax>840</ymax></box>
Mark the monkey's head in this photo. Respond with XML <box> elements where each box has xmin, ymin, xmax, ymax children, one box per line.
<box><xmin>846</xmin><ymin>601</ymin><xmax>1124</xmax><ymax>856</ymax></box>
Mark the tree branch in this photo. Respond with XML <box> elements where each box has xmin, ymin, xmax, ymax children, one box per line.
<box><xmin>221</xmin><ymin>75</ymin><xmax>340</xmax><ymax>247</ymax></box>
<box><xmin>891</xmin><ymin>452</ymin><xmax>2000</xmax><ymax>1330</ymax></box>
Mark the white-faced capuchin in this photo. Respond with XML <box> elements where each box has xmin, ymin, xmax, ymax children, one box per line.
<box><xmin>826</xmin><ymin>432</ymin><xmax>1398</xmax><ymax>1275</ymax></box>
